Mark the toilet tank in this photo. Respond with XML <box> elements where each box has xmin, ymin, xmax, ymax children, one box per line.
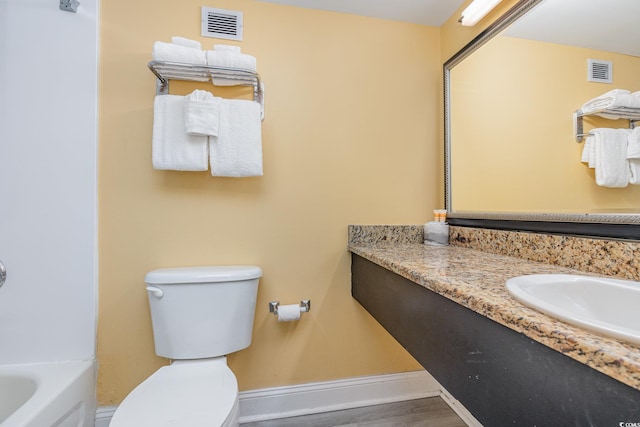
<box><xmin>145</xmin><ymin>266</ymin><xmax>262</xmax><ymax>359</ymax></box>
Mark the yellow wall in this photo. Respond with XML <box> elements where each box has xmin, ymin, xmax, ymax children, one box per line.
<box><xmin>435</xmin><ymin>0</ymin><xmax>520</xmax><ymax>203</ymax></box>
<box><xmin>98</xmin><ymin>0</ymin><xmax>440</xmax><ymax>405</ymax></box>
<box><xmin>451</xmin><ymin>36</ymin><xmax>640</xmax><ymax>212</ymax></box>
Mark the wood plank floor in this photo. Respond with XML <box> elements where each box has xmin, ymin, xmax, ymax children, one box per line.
<box><xmin>241</xmin><ymin>397</ymin><xmax>468</xmax><ymax>427</ymax></box>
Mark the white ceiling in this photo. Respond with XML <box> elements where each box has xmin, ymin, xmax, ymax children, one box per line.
<box><xmin>255</xmin><ymin>0</ymin><xmax>467</xmax><ymax>27</ymax></box>
<box><xmin>504</xmin><ymin>0</ymin><xmax>640</xmax><ymax>57</ymax></box>
<box><xmin>255</xmin><ymin>0</ymin><xmax>639</xmax><ymax>57</ymax></box>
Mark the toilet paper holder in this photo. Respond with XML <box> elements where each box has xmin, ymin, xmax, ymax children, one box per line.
<box><xmin>269</xmin><ymin>300</ymin><xmax>311</xmax><ymax>315</ymax></box>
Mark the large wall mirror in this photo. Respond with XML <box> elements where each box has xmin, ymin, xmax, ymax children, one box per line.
<box><xmin>444</xmin><ymin>0</ymin><xmax>640</xmax><ymax>239</ymax></box>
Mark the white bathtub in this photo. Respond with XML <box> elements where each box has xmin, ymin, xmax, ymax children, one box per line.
<box><xmin>0</xmin><ymin>360</ymin><xmax>95</xmax><ymax>427</ymax></box>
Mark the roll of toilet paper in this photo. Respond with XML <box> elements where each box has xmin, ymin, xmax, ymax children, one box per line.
<box><xmin>277</xmin><ymin>304</ymin><xmax>301</xmax><ymax>322</ymax></box>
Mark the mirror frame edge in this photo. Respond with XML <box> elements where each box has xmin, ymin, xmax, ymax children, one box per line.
<box><xmin>443</xmin><ymin>0</ymin><xmax>640</xmax><ymax>241</ymax></box>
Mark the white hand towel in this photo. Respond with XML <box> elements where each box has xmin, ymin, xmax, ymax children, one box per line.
<box><xmin>152</xmin><ymin>41</ymin><xmax>207</xmax><ymax>65</ymax></box>
<box><xmin>152</xmin><ymin>95</ymin><xmax>208</xmax><ymax>171</ymax></box>
<box><xmin>171</xmin><ymin>36</ymin><xmax>202</xmax><ymax>50</ymax></box>
<box><xmin>627</xmin><ymin>127</ymin><xmax>640</xmax><ymax>184</ymax></box>
<box><xmin>209</xmin><ymin>99</ymin><xmax>262</xmax><ymax>177</ymax></box>
<box><xmin>591</xmin><ymin>128</ymin><xmax>630</xmax><ymax>188</ymax></box>
<box><xmin>184</xmin><ymin>90</ymin><xmax>220</xmax><ymax>136</ymax></box>
<box><xmin>581</xmin><ymin>134</ymin><xmax>596</xmax><ymax>168</ymax></box>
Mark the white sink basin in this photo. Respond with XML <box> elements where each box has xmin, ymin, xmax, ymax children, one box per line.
<box><xmin>506</xmin><ymin>274</ymin><xmax>640</xmax><ymax>345</ymax></box>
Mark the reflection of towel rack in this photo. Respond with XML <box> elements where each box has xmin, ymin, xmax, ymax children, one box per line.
<box><xmin>574</xmin><ymin>107</ymin><xmax>640</xmax><ymax>143</ymax></box>
<box><xmin>148</xmin><ymin>60</ymin><xmax>265</xmax><ymax>120</ymax></box>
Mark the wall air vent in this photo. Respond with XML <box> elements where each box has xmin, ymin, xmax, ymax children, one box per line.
<box><xmin>201</xmin><ymin>7</ymin><xmax>243</xmax><ymax>41</ymax></box>
<box><xmin>587</xmin><ymin>59</ymin><xmax>612</xmax><ymax>84</ymax></box>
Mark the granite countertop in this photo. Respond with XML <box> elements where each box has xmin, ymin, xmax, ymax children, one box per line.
<box><xmin>348</xmin><ymin>242</ymin><xmax>640</xmax><ymax>392</ymax></box>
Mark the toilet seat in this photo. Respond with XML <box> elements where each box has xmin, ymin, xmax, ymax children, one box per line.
<box><xmin>110</xmin><ymin>358</ymin><xmax>239</xmax><ymax>427</ymax></box>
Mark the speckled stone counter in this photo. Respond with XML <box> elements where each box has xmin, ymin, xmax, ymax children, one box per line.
<box><xmin>347</xmin><ymin>225</ymin><xmax>640</xmax><ymax>392</ymax></box>
<box><xmin>450</xmin><ymin>226</ymin><xmax>640</xmax><ymax>281</ymax></box>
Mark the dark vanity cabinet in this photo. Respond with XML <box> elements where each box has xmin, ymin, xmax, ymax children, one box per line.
<box><xmin>351</xmin><ymin>254</ymin><xmax>640</xmax><ymax>426</ymax></box>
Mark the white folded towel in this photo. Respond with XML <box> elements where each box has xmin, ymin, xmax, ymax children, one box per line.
<box><xmin>591</xmin><ymin>128</ymin><xmax>630</xmax><ymax>187</ymax></box>
<box><xmin>627</xmin><ymin>127</ymin><xmax>640</xmax><ymax>184</ymax></box>
<box><xmin>152</xmin><ymin>95</ymin><xmax>209</xmax><ymax>171</ymax></box>
<box><xmin>206</xmin><ymin>45</ymin><xmax>257</xmax><ymax>86</ymax></box>
<box><xmin>152</xmin><ymin>41</ymin><xmax>207</xmax><ymax>65</ymax></box>
<box><xmin>206</xmin><ymin>50</ymin><xmax>256</xmax><ymax>70</ymax></box>
<box><xmin>581</xmin><ymin>134</ymin><xmax>596</xmax><ymax>168</ymax></box>
<box><xmin>171</xmin><ymin>36</ymin><xmax>202</xmax><ymax>50</ymax></box>
<box><xmin>581</xmin><ymin>89</ymin><xmax>640</xmax><ymax>118</ymax></box>
<box><xmin>210</xmin><ymin>99</ymin><xmax>262</xmax><ymax>177</ymax></box>
<box><xmin>184</xmin><ymin>90</ymin><xmax>220</xmax><ymax>136</ymax></box>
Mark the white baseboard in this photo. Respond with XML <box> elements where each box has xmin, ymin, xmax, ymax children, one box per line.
<box><xmin>94</xmin><ymin>370</ymin><xmax>481</xmax><ymax>426</ymax></box>
<box><xmin>238</xmin><ymin>370</ymin><xmax>441</xmax><ymax>423</ymax></box>
<box><xmin>94</xmin><ymin>405</ymin><xmax>117</xmax><ymax>427</ymax></box>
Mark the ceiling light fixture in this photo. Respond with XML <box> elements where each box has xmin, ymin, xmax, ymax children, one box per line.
<box><xmin>459</xmin><ymin>0</ymin><xmax>503</xmax><ymax>26</ymax></box>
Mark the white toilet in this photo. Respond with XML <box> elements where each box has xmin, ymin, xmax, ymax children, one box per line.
<box><xmin>110</xmin><ymin>265</ymin><xmax>262</xmax><ymax>427</ymax></box>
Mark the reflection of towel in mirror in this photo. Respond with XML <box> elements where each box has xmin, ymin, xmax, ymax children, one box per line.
<box><xmin>581</xmin><ymin>89</ymin><xmax>640</xmax><ymax>118</ymax></box>
<box><xmin>627</xmin><ymin>127</ymin><xmax>640</xmax><ymax>184</ymax></box>
<box><xmin>590</xmin><ymin>128</ymin><xmax>631</xmax><ymax>188</ymax></box>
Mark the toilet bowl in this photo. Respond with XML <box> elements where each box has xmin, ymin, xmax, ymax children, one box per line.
<box><xmin>109</xmin><ymin>265</ymin><xmax>262</xmax><ymax>427</ymax></box>
<box><xmin>110</xmin><ymin>358</ymin><xmax>239</xmax><ymax>427</ymax></box>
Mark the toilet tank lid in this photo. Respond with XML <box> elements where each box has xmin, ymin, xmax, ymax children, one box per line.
<box><xmin>145</xmin><ymin>266</ymin><xmax>262</xmax><ymax>284</ymax></box>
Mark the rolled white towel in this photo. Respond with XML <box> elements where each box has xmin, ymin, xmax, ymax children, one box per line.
<box><xmin>627</xmin><ymin>127</ymin><xmax>640</xmax><ymax>184</ymax></box>
<box><xmin>184</xmin><ymin>90</ymin><xmax>220</xmax><ymax>137</ymax></box>
<box><xmin>591</xmin><ymin>128</ymin><xmax>631</xmax><ymax>188</ymax></box>
<box><xmin>171</xmin><ymin>36</ymin><xmax>202</xmax><ymax>50</ymax></box>
<box><xmin>152</xmin><ymin>41</ymin><xmax>207</xmax><ymax>65</ymax></box>
<box><xmin>152</xmin><ymin>95</ymin><xmax>209</xmax><ymax>171</ymax></box>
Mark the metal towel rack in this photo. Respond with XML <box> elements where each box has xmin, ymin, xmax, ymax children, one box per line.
<box><xmin>573</xmin><ymin>107</ymin><xmax>640</xmax><ymax>143</ymax></box>
<box><xmin>148</xmin><ymin>60</ymin><xmax>265</xmax><ymax>120</ymax></box>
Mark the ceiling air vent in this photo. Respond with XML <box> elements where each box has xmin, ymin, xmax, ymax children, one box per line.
<box><xmin>201</xmin><ymin>7</ymin><xmax>243</xmax><ymax>41</ymax></box>
<box><xmin>587</xmin><ymin>59</ymin><xmax>612</xmax><ymax>84</ymax></box>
